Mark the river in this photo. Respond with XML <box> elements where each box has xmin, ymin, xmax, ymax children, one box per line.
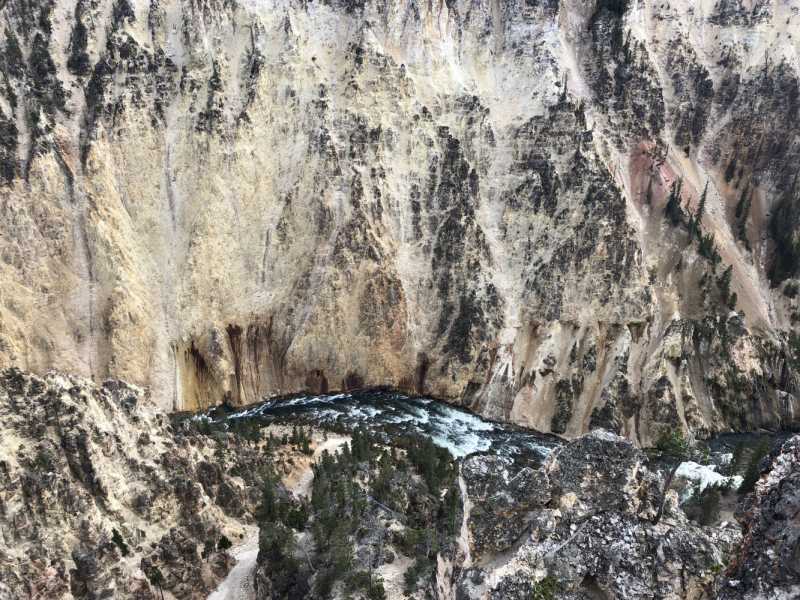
<box><xmin>214</xmin><ymin>390</ymin><xmax>561</xmax><ymax>470</ymax></box>
<box><xmin>201</xmin><ymin>389</ymin><xmax>794</xmax><ymax>477</ymax></box>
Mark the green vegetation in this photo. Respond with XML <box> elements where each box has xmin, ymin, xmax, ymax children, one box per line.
<box><xmin>790</xmin><ymin>331</ymin><xmax>800</xmax><ymax>361</ymax></box>
<box><xmin>697</xmin><ymin>230</ymin><xmax>721</xmax><ymax>270</ymax></box>
<box><xmin>738</xmin><ymin>436</ymin><xmax>771</xmax><ymax>494</ymax></box>
<box><xmin>726</xmin><ymin>441</ymin><xmax>746</xmax><ymax>476</ymax></box>
<box><xmin>67</xmin><ymin>3</ymin><xmax>90</xmax><ymax>76</ymax></box>
<box><xmin>530</xmin><ymin>576</ymin><xmax>559</xmax><ymax>600</ymax></box>
<box><xmin>648</xmin><ymin>265</ymin><xmax>658</xmax><ymax>285</ymax></box>
<box><xmin>652</xmin><ymin>428</ymin><xmax>709</xmax><ymax>525</ymax></box>
<box><xmin>111</xmin><ymin>528</ymin><xmax>130</xmax><ymax>557</ymax></box>
<box><xmin>725</xmin><ymin>156</ymin><xmax>738</xmax><ymax>183</ymax></box>
<box><xmin>686</xmin><ymin>485</ymin><xmax>721</xmax><ymax>526</ymax></box>
<box><xmin>590</xmin><ymin>0</ymin><xmax>630</xmax><ymax>25</ymax></box>
<box><xmin>217</xmin><ymin>535</ymin><xmax>232</xmax><ymax>552</ymax></box>
<box><xmin>735</xmin><ymin>182</ymin><xmax>750</xmax><ymax>219</ymax></box>
<box><xmin>4</xmin><ymin>28</ymin><xmax>23</xmax><ymax>78</ymax></box>
<box><xmin>255</xmin><ymin>425</ymin><xmax>460</xmax><ymax>598</ymax></box>
<box><xmin>665</xmin><ymin>179</ymin><xmax>684</xmax><ymax>225</ymax></box>
<box><xmin>784</xmin><ymin>282</ymin><xmax>799</xmax><ymax>298</ymax></box>
<box><xmin>290</xmin><ymin>424</ymin><xmax>314</xmax><ymax>455</ymax></box>
<box><xmin>717</xmin><ymin>265</ymin><xmax>737</xmax><ymax>309</ymax></box>
<box><xmin>738</xmin><ymin>188</ymin><xmax>753</xmax><ymax>242</ymax></box>
<box><xmin>688</xmin><ymin>181</ymin><xmax>709</xmax><ymax>244</ymax></box>
<box><xmin>768</xmin><ymin>177</ymin><xmax>799</xmax><ymax>286</ymax></box>
<box><xmin>148</xmin><ymin>566</ymin><xmax>165</xmax><ymax>600</ymax></box>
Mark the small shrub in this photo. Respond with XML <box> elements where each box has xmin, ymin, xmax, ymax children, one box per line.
<box><xmin>217</xmin><ymin>535</ymin><xmax>233</xmax><ymax>552</ymax></box>
<box><xmin>111</xmin><ymin>529</ymin><xmax>130</xmax><ymax>557</ymax></box>
<box><xmin>531</xmin><ymin>576</ymin><xmax>558</xmax><ymax>600</ymax></box>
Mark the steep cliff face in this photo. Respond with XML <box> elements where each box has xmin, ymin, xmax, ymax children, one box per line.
<box><xmin>720</xmin><ymin>433</ymin><xmax>800</xmax><ymax>600</ymax></box>
<box><xmin>0</xmin><ymin>0</ymin><xmax>798</xmax><ymax>442</ymax></box>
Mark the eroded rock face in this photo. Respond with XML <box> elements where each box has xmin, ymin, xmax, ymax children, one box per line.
<box><xmin>720</xmin><ymin>434</ymin><xmax>800</xmax><ymax>600</ymax></box>
<box><xmin>0</xmin><ymin>367</ymin><xmax>256</xmax><ymax>600</ymax></box>
<box><xmin>0</xmin><ymin>0</ymin><xmax>798</xmax><ymax>443</ymax></box>
<box><xmin>435</xmin><ymin>429</ymin><xmax>737</xmax><ymax>599</ymax></box>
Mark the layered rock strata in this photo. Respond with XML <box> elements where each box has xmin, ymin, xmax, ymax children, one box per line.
<box><xmin>0</xmin><ymin>0</ymin><xmax>798</xmax><ymax>443</ymax></box>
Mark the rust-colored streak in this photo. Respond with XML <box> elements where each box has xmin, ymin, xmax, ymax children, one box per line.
<box><xmin>225</xmin><ymin>324</ymin><xmax>244</xmax><ymax>405</ymax></box>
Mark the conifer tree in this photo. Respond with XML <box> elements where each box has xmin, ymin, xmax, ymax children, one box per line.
<box><xmin>726</xmin><ymin>441</ymin><xmax>746</xmax><ymax>476</ymax></box>
<box><xmin>735</xmin><ymin>182</ymin><xmax>750</xmax><ymax>218</ymax></box>
<box><xmin>739</xmin><ymin>188</ymin><xmax>753</xmax><ymax>240</ymax></box>
<box><xmin>738</xmin><ymin>436</ymin><xmax>771</xmax><ymax>494</ymax></box>
<box><xmin>665</xmin><ymin>179</ymin><xmax>684</xmax><ymax>225</ymax></box>
<box><xmin>652</xmin><ymin>428</ymin><xmax>709</xmax><ymax>525</ymax></box>
<box><xmin>717</xmin><ymin>265</ymin><xmax>733</xmax><ymax>306</ymax></box>
<box><xmin>149</xmin><ymin>567</ymin><xmax>165</xmax><ymax>600</ymax></box>
<box><xmin>725</xmin><ymin>156</ymin><xmax>738</xmax><ymax>183</ymax></box>
<box><xmin>696</xmin><ymin>181</ymin><xmax>708</xmax><ymax>223</ymax></box>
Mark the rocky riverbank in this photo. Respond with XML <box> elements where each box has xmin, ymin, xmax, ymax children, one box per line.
<box><xmin>719</xmin><ymin>433</ymin><xmax>800</xmax><ymax>600</ymax></box>
<box><xmin>433</xmin><ymin>429</ymin><xmax>741</xmax><ymax>599</ymax></box>
<box><xmin>4</xmin><ymin>365</ymin><xmax>800</xmax><ymax>600</ymax></box>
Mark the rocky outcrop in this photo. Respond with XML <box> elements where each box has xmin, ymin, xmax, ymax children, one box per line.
<box><xmin>0</xmin><ymin>0</ymin><xmax>797</xmax><ymax>443</ymax></box>
<box><xmin>434</xmin><ymin>429</ymin><xmax>738</xmax><ymax>599</ymax></box>
<box><xmin>720</xmin><ymin>434</ymin><xmax>800</xmax><ymax>600</ymax></box>
<box><xmin>0</xmin><ymin>367</ymin><xmax>259</xmax><ymax>600</ymax></box>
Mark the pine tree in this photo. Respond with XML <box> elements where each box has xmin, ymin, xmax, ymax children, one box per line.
<box><xmin>696</xmin><ymin>181</ymin><xmax>708</xmax><ymax>223</ymax></box>
<box><xmin>336</xmin><ymin>478</ymin><xmax>347</xmax><ymax>506</ymax></box>
<box><xmin>769</xmin><ymin>176</ymin><xmax>799</xmax><ymax>285</ymax></box>
<box><xmin>735</xmin><ymin>182</ymin><xmax>750</xmax><ymax>218</ymax></box>
<box><xmin>665</xmin><ymin>179</ymin><xmax>684</xmax><ymax>225</ymax></box>
<box><xmin>111</xmin><ymin>529</ymin><xmax>130</xmax><ymax>557</ymax></box>
<box><xmin>687</xmin><ymin>215</ymin><xmax>696</xmax><ymax>244</ymax></box>
<box><xmin>726</xmin><ymin>441</ymin><xmax>746</xmax><ymax>476</ymax></box>
<box><xmin>739</xmin><ymin>188</ymin><xmax>753</xmax><ymax>240</ymax></box>
<box><xmin>738</xmin><ymin>436</ymin><xmax>771</xmax><ymax>494</ymax></box>
<box><xmin>149</xmin><ymin>567</ymin><xmax>165</xmax><ymax>600</ymax></box>
<box><xmin>717</xmin><ymin>265</ymin><xmax>733</xmax><ymax>306</ymax></box>
<box><xmin>688</xmin><ymin>182</ymin><xmax>708</xmax><ymax>244</ymax></box>
<box><xmin>652</xmin><ymin>428</ymin><xmax>709</xmax><ymax>525</ymax></box>
<box><xmin>217</xmin><ymin>535</ymin><xmax>233</xmax><ymax>552</ymax></box>
<box><xmin>697</xmin><ymin>485</ymin><xmax>720</xmax><ymax>526</ymax></box>
<box><xmin>725</xmin><ymin>156</ymin><xmax>738</xmax><ymax>183</ymax></box>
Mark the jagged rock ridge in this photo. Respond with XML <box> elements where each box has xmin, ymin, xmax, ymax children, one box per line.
<box><xmin>432</xmin><ymin>428</ymin><xmax>742</xmax><ymax>599</ymax></box>
<box><xmin>0</xmin><ymin>367</ymin><xmax>261</xmax><ymax>599</ymax></box>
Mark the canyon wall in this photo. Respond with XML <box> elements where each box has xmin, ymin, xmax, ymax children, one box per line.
<box><xmin>0</xmin><ymin>0</ymin><xmax>799</xmax><ymax>444</ymax></box>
